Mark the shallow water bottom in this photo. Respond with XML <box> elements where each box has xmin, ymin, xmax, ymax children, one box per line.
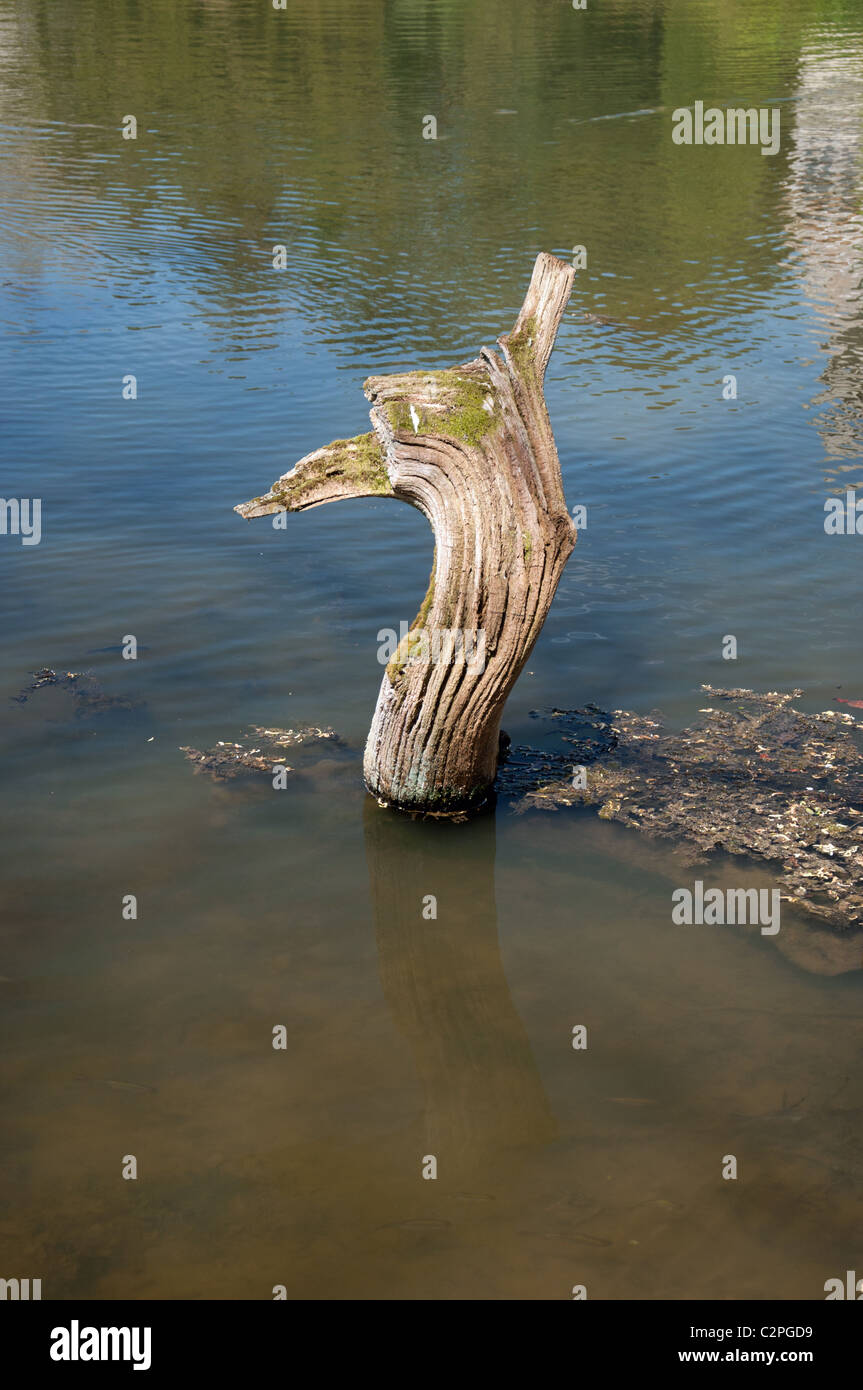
<box><xmin>3</xmin><ymin>754</ymin><xmax>862</xmax><ymax>1301</ymax></box>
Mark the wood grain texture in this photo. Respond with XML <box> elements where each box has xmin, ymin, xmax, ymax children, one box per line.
<box><xmin>237</xmin><ymin>252</ymin><xmax>577</xmax><ymax>814</ymax></box>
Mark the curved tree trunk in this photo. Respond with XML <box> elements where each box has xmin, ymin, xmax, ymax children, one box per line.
<box><xmin>237</xmin><ymin>252</ymin><xmax>576</xmax><ymax>814</ymax></box>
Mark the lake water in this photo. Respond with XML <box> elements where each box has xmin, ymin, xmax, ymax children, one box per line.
<box><xmin>2</xmin><ymin>0</ymin><xmax>863</xmax><ymax>1299</ymax></box>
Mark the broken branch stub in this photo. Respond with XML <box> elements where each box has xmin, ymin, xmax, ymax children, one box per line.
<box><xmin>236</xmin><ymin>252</ymin><xmax>577</xmax><ymax>813</ymax></box>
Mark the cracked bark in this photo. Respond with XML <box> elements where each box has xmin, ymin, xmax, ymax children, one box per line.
<box><xmin>236</xmin><ymin>251</ymin><xmax>577</xmax><ymax>814</ymax></box>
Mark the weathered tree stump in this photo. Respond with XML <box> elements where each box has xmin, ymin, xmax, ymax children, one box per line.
<box><xmin>236</xmin><ymin>252</ymin><xmax>577</xmax><ymax>813</ymax></box>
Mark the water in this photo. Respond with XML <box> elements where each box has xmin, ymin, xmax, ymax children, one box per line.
<box><xmin>1</xmin><ymin>0</ymin><xmax>862</xmax><ymax>1299</ymax></box>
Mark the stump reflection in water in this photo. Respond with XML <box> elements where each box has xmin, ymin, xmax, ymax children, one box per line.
<box><xmin>363</xmin><ymin>799</ymin><xmax>557</xmax><ymax>1177</ymax></box>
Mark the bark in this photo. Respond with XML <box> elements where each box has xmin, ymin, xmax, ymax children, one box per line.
<box><xmin>236</xmin><ymin>252</ymin><xmax>577</xmax><ymax>814</ymax></box>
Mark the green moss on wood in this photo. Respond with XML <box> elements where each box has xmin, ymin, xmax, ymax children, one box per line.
<box><xmin>382</xmin><ymin>370</ymin><xmax>499</xmax><ymax>448</ymax></box>
<box><xmin>386</xmin><ymin>567</ymin><xmax>437</xmax><ymax>683</ymax></box>
<box><xmin>507</xmin><ymin>314</ymin><xmax>537</xmax><ymax>378</ymax></box>
<box><xmin>387</xmin><ymin>628</ymin><xmax>427</xmax><ymax>683</ymax></box>
<box><xmin>412</xmin><ymin>572</ymin><xmax>435</xmax><ymax>631</ymax></box>
<box><xmin>271</xmin><ymin>432</ymin><xmax>391</xmax><ymax>507</ymax></box>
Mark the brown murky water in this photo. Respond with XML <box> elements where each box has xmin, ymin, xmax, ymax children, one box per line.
<box><xmin>3</xmin><ymin>760</ymin><xmax>862</xmax><ymax>1299</ymax></box>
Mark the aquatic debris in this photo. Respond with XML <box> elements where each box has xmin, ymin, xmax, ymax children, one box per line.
<box><xmin>181</xmin><ymin>724</ymin><xmax>345</xmax><ymax>782</ymax></box>
<box><xmin>12</xmin><ymin>667</ymin><xmax>140</xmax><ymax>715</ymax></box>
<box><xmin>247</xmin><ymin>724</ymin><xmax>344</xmax><ymax>748</ymax></box>
<box><xmin>13</xmin><ymin>667</ymin><xmax>75</xmax><ymax>700</ymax></box>
<box><xmin>181</xmin><ymin>741</ymin><xmax>287</xmax><ymax>781</ymax></box>
<box><xmin>501</xmin><ymin>687</ymin><xmax>863</xmax><ymax>931</ymax></box>
<box><xmin>582</xmin><ymin>311</ymin><xmax>620</xmax><ymax>327</ymax></box>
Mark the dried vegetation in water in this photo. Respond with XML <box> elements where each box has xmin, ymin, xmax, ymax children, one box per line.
<box><xmin>12</xmin><ymin>667</ymin><xmax>141</xmax><ymax>715</ymax></box>
<box><xmin>498</xmin><ymin>687</ymin><xmax>863</xmax><ymax>930</ymax></box>
<box><xmin>180</xmin><ymin>725</ymin><xmax>346</xmax><ymax>781</ymax></box>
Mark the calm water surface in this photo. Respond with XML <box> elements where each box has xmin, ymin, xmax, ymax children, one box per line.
<box><xmin>1</xmin><ymin>0</ymin><xmax>863</xmax><ymax>1298</ymax></box>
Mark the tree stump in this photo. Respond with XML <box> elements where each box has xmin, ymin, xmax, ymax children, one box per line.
<box><xmin>236</xmin><ymin>252</ymin><xmax>577</xmax><ymax>814</ymax></box>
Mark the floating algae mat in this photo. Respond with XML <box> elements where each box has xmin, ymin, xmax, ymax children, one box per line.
<box><xmin>181</xmin><ymin>724</ymin><xmax>348</xmax><ymax>781</ymax></box>
<box><xmin>502</xmin><ymin>687</ymin><xmax>863</xmax><ymax>930</ymax></box>
<box><xmin>12</xmin><ymin>667</ymin><xmax>141</xmax><ymax>716</ymax></box>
